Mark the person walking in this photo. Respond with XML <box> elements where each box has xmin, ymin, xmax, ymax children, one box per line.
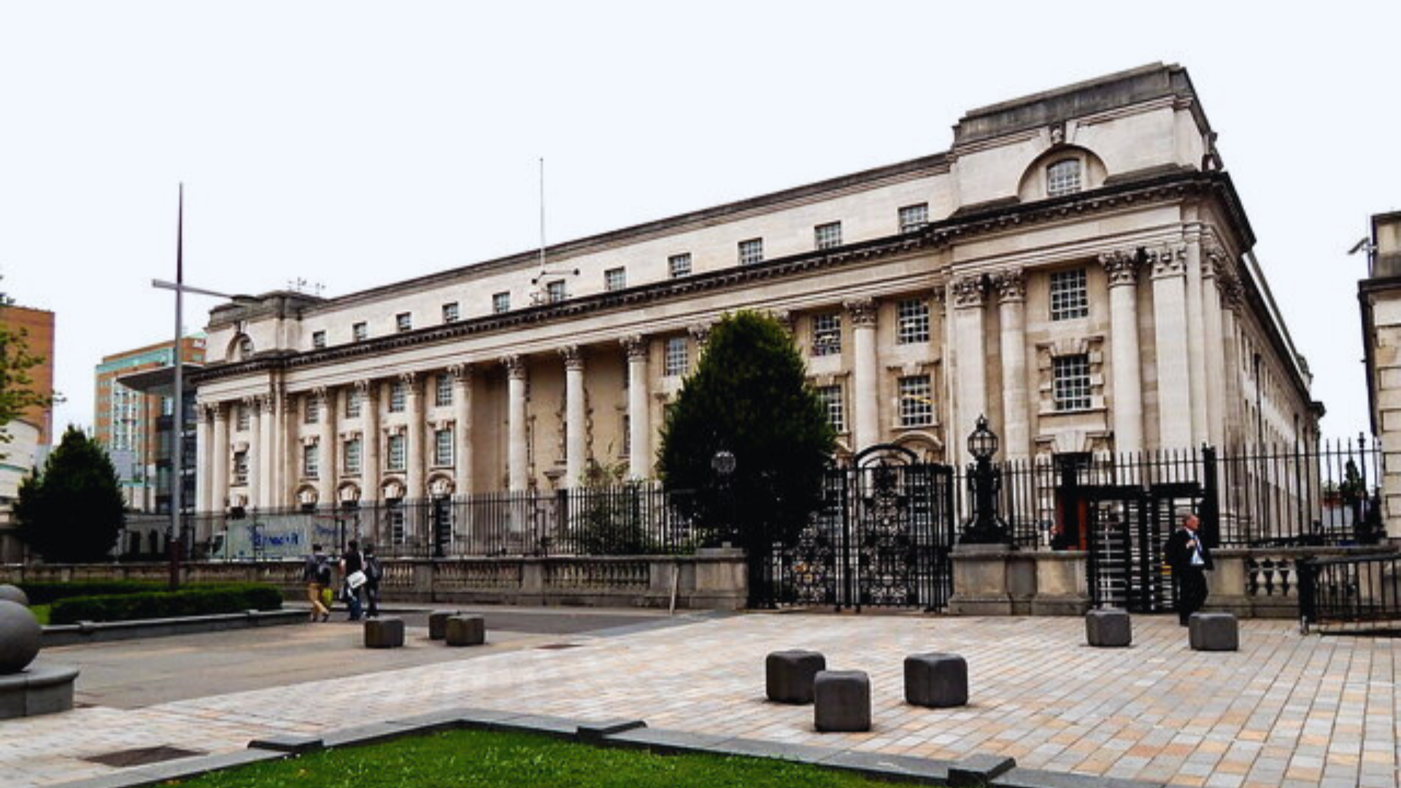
<box><xmin>363</xmin><ymin>543</ymin><xmax>382</xmax><ymax>619</ymax></box>
<box><xmin>1165</xmin><ymin>513</ymin><xmax>1213</xmax><ymax>626</ymax></box>
<box><xmin>302</xmin><ymin>544</ymin><xmax>331</xmax><ymax>622</ymax></box>
<box><xmin>340</xmin><ymin>539</ymin><xmax>367</xmax><ymax>621</ymax></box>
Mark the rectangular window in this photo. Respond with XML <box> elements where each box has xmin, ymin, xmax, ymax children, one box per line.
<box><xmin>236</xmin><ymin>404</ymin><xmax>250</xmax><ymax>432</ymax></box>
<box><xmin>1046</xmin><ymin>159</ymin><xmax>1082</xmax><ymax>197</ymax></box>
<box><xmin>812</xmin><ymin>312</ymin><xmax>842</xmax><ymax>357</ymax></box>
<box><xmin>1050</xmin><ymin>268</ymin><xmax>1089</xmax><ymax>321</ymax></box>
<box><xmin>389</xmin><ymin>381</ymin><xmax>406</xmax><ymax>413</ymax></box>
<box><xmin>668</xmin><ymin>253</ymin><xmax>692</xmax><ymax>278</ymax></box>
<box><xmin>492</xmin><ymin>292</ymin><xmax>510</xmax><ymax>314</ymax></box>
<box><xmin>738</xmin><ymin>238</ymin><xmax>764</xmax><ymax>266</ymax></box>
<box><xmin>343</xmin><ymin>438</ymin><xmax>362</xmax><ymax>474</ymax></box>
<box><xmin>304</xmin><ymin>394</ymin><xmax>319</xmax><ymax>424</ymax></box>
<box><xmin>353</xmin><ymin>322</ymin><xmax>368</xmax><ymax>342</ymax></box>
<box><xmin>435</xmin><ymin>373</ymin><xmax>453</xmax><ymax>407</ymax></box>
<box><xmin>345</xmin><ymin>389</ymin><xmax>363</xmax><ymax>419</ymax></box>
<box><xmin>387</xmin><ymin>434</ymin><xmax>407</xmax><ymax>471</ymax></box>
<box><xmin>396</xmin><ymin>312</ymin><xmax>412</xmax><ymax>332</ymax></box>
<box><xmin>664</xmin><ymin>336</ymin><xmax>688</xmax><ymax>377</ymax></box>
<box><xmin>434</xmin><ymin>428</ymin><xmax>453</xmax><ymax>467</ymax></box>
<box><xmin>816</xmin><ymin>385</ymin><xmax>845</xmax><ymax>432</ymax></box>
<box><xmin>312</xmin><ymin>330</ymin><xmax>326</xmax><ymax>349</ymax></box>
<box><xmin>814</xmin><ymin>222</ymin><xmax>842</xmax><ymax>250</ymax></box>
<box><xmin>1053</xmin><ymin>354</ymin><xmax>1092</xmax><ymax>411</ymax></box>
<box><xmin>233</xmin><ymin>451</ymin><xmax>249</xmax><ymax>485</ymax></box>
<box><xmin>896</xmin><ymin>298</ymin><xmax>930</xmax><ymax>344</ymax></box>
<box><xmin>898</xmin><ymin>375</ymin><xmax>934</xmax><ymax>427</ymax></box>
<box><xmin>899</xmin><ymin>203</ymin><xmax>929</xmax><ymax>233</ymax></box>
<box><xmin>546</xmin><ymin>280</ymin><xmax>567</xmax><ymax>303</ymax></box>
<box><xmin>605</xmin><ymin>267</ymin><xmax>626</xmax><ymax>292</ymax></box>
<box><xmin>304</xmin><ymin>443</ymin><xmax>320</xmax><ymax>479</ymax></box>
<box><xmin>442</xmin><ymin>302</ymin><xmax>459</xmax><ymax>323</ymax></box>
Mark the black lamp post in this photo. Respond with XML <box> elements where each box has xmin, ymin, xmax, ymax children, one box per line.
<box><xmin>961</xmin><ymin>415</ymin><xmax>1010</xmax><ymax>545</ymax></box>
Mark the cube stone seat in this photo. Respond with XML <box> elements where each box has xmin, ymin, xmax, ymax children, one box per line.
<box><xmin>445</xmin><ymin>614</ymin><xmax>486</xmax><ymax>647</ymax></box>
<box><xmin>1085</xmin><ymin>608</ymin><xmax>1132</xmax><ymax>648</ymax></box>
<box><xmin>765</xmin><ymin>650</ymin><xmax>826</xmax><ymax>704</ymax></box>
<box><xmin>814</xmin><ymin>670</ymin><xmax>871</xmax><ymax>732</ymax></box>
<box><xmin>363</xmin><ymin>617</ymin><xmax>405</xmax><ymax>649</ymax></box>
<box><xmin>1189</xmin><ymin>612</ymin><xmax>1238</xmax><ymax>651</ymax></box>
<box><xmin>904</xmin><ymin>652</ymin><xmax>968</xmax><ymax>708</ymax></box>
<box><xmin>428</xmin><ymin>610</ymin><xmax>461</xmax><ymax>640</ymax></box>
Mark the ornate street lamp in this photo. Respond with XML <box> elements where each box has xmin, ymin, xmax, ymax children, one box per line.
<box><xmin>961</xmin><ymin>415</ymin><xmax>1010</xmax><ymax>545</ymax></box>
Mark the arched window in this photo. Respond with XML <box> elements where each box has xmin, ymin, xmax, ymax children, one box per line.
<box><xmin>1046</xmin><ymin>159</ymin><xmax>1082</xmax><ymax>197</ymax></box>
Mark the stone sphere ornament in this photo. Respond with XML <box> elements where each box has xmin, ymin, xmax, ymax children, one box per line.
<box><xmin>0</xmin><ymin>585</ymin><xmax>29</xmax><ymax>607</ymax></box>
<box><xmin>0</xmin><ymin>600</ymin><xmax>41</xmax><ymax>674</ymax></box>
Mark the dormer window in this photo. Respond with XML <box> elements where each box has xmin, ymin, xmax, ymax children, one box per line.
<box><xmin>1046</xmin><ymin>159</ymin><xmax>1082</xmax><ymax>197</ymax></box>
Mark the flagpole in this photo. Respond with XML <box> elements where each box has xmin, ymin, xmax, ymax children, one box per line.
<box><xmin>169</xmin><ymin>183</ymin><xmax>184</xmax><ymax>589</ymax></box>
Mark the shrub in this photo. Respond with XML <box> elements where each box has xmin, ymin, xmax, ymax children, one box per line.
<box><xmin>18</xmin><ymin>580</ymin><xmax>165</xmax><ymax>605</ymax></box>
<box><xmin>48</xmin><ymin>583</ymin><xmax>283</xmax><ymax>625</ymax></box>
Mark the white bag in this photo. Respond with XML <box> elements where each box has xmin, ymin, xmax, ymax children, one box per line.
<box><xmin>346</xmin><ymin>570</ymin><xmax>368</xmax><ymax>590</ymax></box>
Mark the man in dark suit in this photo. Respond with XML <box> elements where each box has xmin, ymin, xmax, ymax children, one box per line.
<box><xmin>1165</xmin><ymin>513</ymin><xmax>1212</xmax><ymax>625</ymax></box>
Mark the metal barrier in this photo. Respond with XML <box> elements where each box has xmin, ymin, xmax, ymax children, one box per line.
<box><xmin>1298</xmin><ymin>551</ymin><xmax>1401</xmax><ymax>634</ymax></box>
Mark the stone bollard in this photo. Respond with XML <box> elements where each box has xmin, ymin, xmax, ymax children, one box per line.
<box><xmin>1189</xmin><ymin>612</ymin><xmax>1239</xmax><ymax>651</ymax></box>
<box><xmin>0</xmin><ymin>601</ymin><xmax>40</xmax><ymax>674</ymax></box>
<box><xmin>0</xmin><ymin>585</ymin><xmax>28</xmax><ymax>607</ymax></box>
<box><xmin>363</xmin><ymin>618</ymin><xmax>405</xmax><ymax>649</ymax></box>
<box><xmin>765</xmin><ymin>650</ymin><xmax>826</xmax><ymax>704</ymax></box>
<box><xmin>428</xmin><ymin>610</ymin><xmax>461</xmax><ymax>641</ymax></box>
<box><xmin>814</xmin><ymin>670</ymin><xmax>871</xmax><ymax>732</ymax></box>
<box><xmin>445</xmin><ymin>615</ymin><xmax>486</xmax><ymax>647</ymax></box>
<box><xmin>904</xmin><ymin>652</ymin><xmax>968</xmax><ymax>708</ymax></box>
<box><xmin>1085</xmin><ymin>608</ymin><xmax>1132</xmax><ymax>648</ymax></box>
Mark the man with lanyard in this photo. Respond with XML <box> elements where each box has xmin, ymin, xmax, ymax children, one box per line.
<box><xmin>339</xmin><ymin>539</ymin><xmax>367</xmax><ymax>622</ymax></box>
<box><xmin>1165</xmin><ymin>513</ymin><xmax>1213</xmax><ymax>626</ymax></box>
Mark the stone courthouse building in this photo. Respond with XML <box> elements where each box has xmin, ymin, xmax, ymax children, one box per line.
<box><xmin>190</xmin><ymin>63</ymin><xmax>1318</xmax><ymax>517</ymax></box>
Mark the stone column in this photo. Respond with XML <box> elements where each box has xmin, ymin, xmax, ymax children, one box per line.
<box><xmin>449</xmin><ymin>364</ymin><xmax>473</xmax><ymax>497</ymax></box>
<box><xmin>1150</xmin><ymin>244</ymin><xmax>1193</xmax><ymax>449</ymax></box>
<box><xmin>1184</xmin><ymin>229</ymin><xmax>1209</xmax><ymax>446</ymax></box>
<box><xmin>688</xmin><ymin>322</ymin><xmax>712</xmax><ymax>359</ymax></box>
<box><xmin>1218</xmin><ymin>276</ymin><xmax>1244</xmax><ymax>449</ymax></box>
<box><xmin>269</xmin><ymin>382</ymin><xmax>284</xmax><ymax>507</ymax></box>
<box><xmin>846</xmin><ymin>297</ymin><xmax>880</xmax><ymax>452</ymax></box>
<box><xmin>246</xmin><ymin>396</ymin><xmax>262</xmax><ymax>509</ymax></box>
<box><xmin>1100</xmin><ymin>250</ymin><xmax>1145</xmax><ymax>453</ymax></box>
<box><xmin>1200</xmin><ymin>241</ymin><xmax>1229</xmax><ymax>450</ymax></box>
<box><xmin>622</xmin><ymin>336</ymin><xmax>650</xmax><ymax>479</ymax></box>
<box><xmin>316</xmin><ymin>386</ymin><xmax>337</xmax><ymax>506</ymax></box>
<box><xmin>211</xmin><ymin>403</ymin><xmax>229</xmax><ymax>512</ymax></box>
<box><xmin>278</xmin><ymin>387</ymin><xmax>295</xmax><ymax>505</ymax></box>
<box><xmin>359</xmin><ymin>380</ymin><xmax>381</xmax><ymax>505</ymax></box>
<box><xmin>938</xmin><ymin>285</ymin><xmax>957</xmax><ymax>459</ymax></box>
<box><xmin>258</xmin><ymin>395</ymin><xmax>275</xmax><ymax>508</ymax></box>
<box><xmin>951</xmin><ymin>275</ymin><xmax>988</xmax><ymax>465</ymax></box>
<box><xmin>504</xmin><ymin>355</ymin><xmax>529</xmax><ymax>491</ymax></box>
<box><xmin>403</xmin><ymin>373</ymin><xmax>424</xmax><ymax>500</ymax></box>
<box><xmin>994</xmin><ymin>270</ymin><xmax>1030</xmax><ymax>460</ymax></box>
<box><xmin>561</xmin><ymin>345</ymin><xmax>587</xmax><ymax>487</ymax></box>
<box><xmin>195</xmin><ymin>403</ymin><xmax>211</xmax><ymax>513</ymax></box>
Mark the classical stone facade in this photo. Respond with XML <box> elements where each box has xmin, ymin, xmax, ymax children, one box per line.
<box><xmin>191</xmin><ymin>63</ymin><xmax>1318</xmax><ymax>515</ymax></box>
<box><xmin>1360</xmin><ymin>211</ymin><xmax>1401</xmax><ymax>529</ymax></box>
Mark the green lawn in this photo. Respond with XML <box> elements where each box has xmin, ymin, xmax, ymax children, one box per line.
<box><xmin>31</xmin><ymin>604</ymin><xmax>49</xmax><ymax>626</ymax></box>
<box><xmin>172</xmin><ymin>729</ymin><xmax>905</xmax><ymax>788</ymax></box>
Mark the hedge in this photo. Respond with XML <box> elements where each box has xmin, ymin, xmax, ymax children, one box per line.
<box><xmin>48</xmin><ymin>583</ymin><xmax>283</xmax><ymax>625</ymax></box>
<box><xmin>17</xmin><ymin>580</ymin><xmax>165</xmax><ymax>605</ymax></box>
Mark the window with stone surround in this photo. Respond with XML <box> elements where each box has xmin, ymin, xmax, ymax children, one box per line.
<box><xmin>434</xmin><ymin>428</ymin><xmax>453</xmax><ymax>467</ymax></box>
<box><xmin>1050</xmin><ymin>268</ymin><xmax>1089</xmax><ymax>321</ymax></box>
<box><xmin>816</xmin><ymin>384</ymin><xmax>845</xmax><ymax>432</ymax></box>
<box><xmin>899</xmin><ymin>203</ymin><xmax>929</xmax><ymax>233</ymax></box>
<box><xmin>1046</xmin><ymin>159</ymin><xmax>1082</xmax><ymax>197</ymax></box>
<box><xmin>387</xmin><ymin>434</ymin><xmax>406</xmax><ymax>471</ymax></box>
<box><xmin>492</xmin><ymin>292</ymin><xmax>510</xmax><ymax>314</ymax></box>
<box><xmin>1053</xmin><ymin>354</ymin><xmax>1092</xmax><ymax>411</ymax></box>
<box><xmin>547</xmin><ymin>280</ymin><xmax>567</xmax><ymax>303</ymax></box>
<box><xmin>664</xmin><ymin>337</ymin><xmax>688</xmax><ymax>377</ymax></box>
<box><xmin>233</xmin><ymin>450</ymin><xmax>248</xmax><ymax>485</ymax></box>
<box><xmin>815</xmin><ymin>222</ymin><xmax>842</xmax><ymax>250</ymax></box>
<box><xmin>605</xmin><ymin>267</ymin><xmax>626</xmax><ymax>292</ymax></box>
<box><xmin>343</xmin><ymin>438</ymin><xmax>362</xmax><ymax>474</ymax></box>
<box><xmin>812</xmin><ymin>312</ymin><xmax>841</xmax><ymax>356</ymax></box>
<box><xmin>312</xmin><ymin>330</ymin><xmax>326</xmax><ymax>349</ymax></box>
<box><xmin>898</xmin><ymin>375</ymin><xmax>934</xmax><ymax>427</ymax></box>
<box><xmin>738</xmin><ymin>238</ymin><xmax>764</xmax><ymax>266</ymax></box>
<box><xmin>668</xmin><ymin>253</ymin><xmax>691</xmax><ymax>278</ymax></box>
<box><xmin>389</xmin><ymin>381</ymin><xmax>407</xmax><ymax>413</ymax></box>
<box><xmin>435</xmin><ymin>374</ymin><xmax>453</xmax><ymax>407</ymax></box>
<box><xmin>896</xmin><ymin>299</ymin><xmax>930</xmax><ymax>344</ymax></box>
<box><xmin>304</xmin><ymin>394</ymin><xmax>319</xmax><ymax>424</ymax></box>
<box><xmin>304</xmin><ymin>442</ymin><xmax>319</xmax><ymax>479</ymax></box>
<box><xmin>346</xmin><ymin>389</ymin><xmax>363</xmax><ymax>419</ymax></box>
<box><xmin>396</xmin><ymin>312</ymin><xmax>412</xmax><ymax>332</ymax></box>
<box><xmin>353</xmin><ymin>322</ymin><xmax>368</xmax><ymax>342</ymax></box>
<box><xmin>442</xmin><ymin>302</ymin><xmax>459</xmax><ymax>323</ymax></box>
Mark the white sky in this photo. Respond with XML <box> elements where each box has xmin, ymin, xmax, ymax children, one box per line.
<box><xmin>2</xmin><ymin>1</ymin><xmax>1397</xmax><ymax>441</ymax></box>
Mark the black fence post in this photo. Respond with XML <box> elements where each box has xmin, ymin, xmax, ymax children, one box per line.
<box><xmin>1200</xmin><ymin>445</ymin><xmax>1220</xmax><ymax>549</ymax></box>
<box><xmin>1297</xmin><ymin>556</ymin><xmax>1317</xmax><ymax>634</ymax></box>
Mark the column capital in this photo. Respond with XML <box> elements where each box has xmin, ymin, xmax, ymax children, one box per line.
<box><xmin>1098</xmin><ymin>249</ymin><xmax>1143</xmax><ymax>287</ymax></box>
<box><xmin>950</xmin><ymin>274</ymin><xmax>987</xmax><ymax>308</ymax></box>
<box><xmin>1218</xmin><ymin>273</ymin><xmax>1244</xmax><ymax>310</ymax></box>
<box><xmin>687</xmin><ymin>321</ymin><xmax>712</xmax><ymax>346</ymax></box>
<box><xmin>559</xmin><ymin>344</ymin><xmax>585</xmax><ymax>370</ymax></box>
<box><xmin>620</xmin><ymin>335</ymin><xmax>647</xmax><ymax>361</ymax></box>
<box><xmin>446</xmin><ymin>362</ymin><xmax>472</xmax><ymax>383</ymax></box>
<box><xmin>502</xmin><ymin>354</ymin><xmax>527</xmax><ymax>379</ymax></box>
<box><xmin>769</xmin><ymin>309</ymin><xmax>795</xmax><ymax>334</ymax></box>
<box><xmin>208</xmin><ymin>401</ymin><xmax>226</xmax><ymax>421</ymax></box>
<box><xmin>1147</xmin><ymin>244</ymin><xmax>1188</xmax><ymax>279</ymax></box>
<box><xmin>992</xmin><ymin>268</ymin><xmax>1026</xmax><ymax>303</ymax></box>
<box><xmin>310</xmin><ymin>385</ymin><xmax>329</xmax><ymax>402</ymax></box>
<box><xmin>353</xmin><ymin>378</ymin><xmax>377</xmax><ymax>399</ymax></box>
<box><xmin>843</xmin><ymin>296</ymin><xmax>878</xmax><ymax>327</ymax></box>
<box><xmin>1202</xmin><ymin>238</ymin><xmax>1229</xmax><ymax>280</ymax></box>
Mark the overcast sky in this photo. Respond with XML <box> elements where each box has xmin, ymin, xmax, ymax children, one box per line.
<box><xmin>2</xmin><ymin>1</ymin><xmax>1397</xmax><ymax>441</ymax></box>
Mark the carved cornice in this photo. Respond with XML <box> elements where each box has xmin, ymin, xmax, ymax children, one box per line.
<box><xmin>950</xmin><ymin>275</ymin><xmax>987</xmax><ymax>308</ymax></box>
<box><xmin>1146</xmin><ymin>244</ymin><xmax>1187</xmax><ymax>279</ymax></box>
<box><xmin>502</xmin><ymin>354</ymin><xmax>527</xmax><ymax>379</ymax></box>
<box><xmin>843</xmin><ymin>297</ymin><xmax>877</xmax><ymax>327</ymax></box>
<box><xmin>1098</xmin><ymin>249</ymin><xmax>1142</xmax><ymax>288</ymax></box>
<box><xmin>620</xmin><ymin>335</ymin><xmax>647</xmax><ymax>361</ymax></box>
<box><xmin>559</xmin><ymin>345</ymin><xmax>584</xmax><ymax>370</ymax></box>
<box><xmin>1202</xmin><ymin>237</ymin><xmax>1228</xmax><ymax>280</ymax></box>
<box><xmin>992</xmin><ymin>269</ymin><xmax>1025</xmax><ymax>303</ymax></box>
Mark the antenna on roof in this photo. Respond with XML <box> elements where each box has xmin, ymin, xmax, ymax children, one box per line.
<box><xmin>529</xmin><ymin>156</ymin><xmax>579</xmax><ymax>302</ymax></box>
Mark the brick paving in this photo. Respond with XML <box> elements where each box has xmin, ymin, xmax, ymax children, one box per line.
<box><xmin>2</xmin><ymin>614</ymin><xmax>1397</xmax><ymax>788</ymax></box>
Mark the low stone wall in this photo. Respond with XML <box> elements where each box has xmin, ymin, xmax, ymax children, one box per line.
<box><xmin>0</xmin><ymin>548</ymin><xmax>749</xmax><ymax>611</ymax></box>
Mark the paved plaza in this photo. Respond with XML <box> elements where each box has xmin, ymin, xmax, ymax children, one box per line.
<box><xmin>2</xmin><ymin>612</ymin><xmax>1397</xmax><ymax>788</ymax></box>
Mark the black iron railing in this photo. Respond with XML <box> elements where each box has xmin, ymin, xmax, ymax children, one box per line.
<box><xmin>1298</xmin><ymin>552</ymin><xmax>1401</xmax><ymax>634</ymax></box>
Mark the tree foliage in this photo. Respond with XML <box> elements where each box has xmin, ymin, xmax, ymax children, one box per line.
<box><xmin>658</xmin><ymin>311</ymin><xmax>834</xmax><ymax>553</ymax></box>
<box><xmin>15</xmin><ymin>426</ymin><xmax>126</xmax><ymax>562</ymax></box>
<box><xmin>0</xmin><ymin>284</ymin><xmax>56</xmax><ymax>446</ymax></box>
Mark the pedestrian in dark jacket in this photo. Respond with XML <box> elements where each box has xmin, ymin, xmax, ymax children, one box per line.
<box><xmin>339</xmin><ymin>540</ymin><xmax>366</xmax><ymax>621</ymax></box>
<box><xmin>1165</xmin><ymin>513</ymin><xmax>1213</xmax><ymax>625</ymax></box>
<box><xmin>363</xmin><ymin>543</ymin><xmax>382</xmax><ymax>619</ymax></box>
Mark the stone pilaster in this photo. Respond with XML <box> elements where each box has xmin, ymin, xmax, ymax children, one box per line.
<box><xmin>258</xmin><ymin>394</ymin><xmax>275</xmax><ymax>508</ymax></box>
<box><xmin>503</xmin><ymin>355</ymin><xmax>529</xmax><ymax>491</ymax></box>
<box><xmin>844</xmin><ymin>297</ymin><xmax>879</xmax><ymax>451</ymax></box>
<box><xmin>951</xmin><ymin>274</ymin><xmax>988</xmax><ymax>465</ymax></box>
<box><xmin>561</xmin><ymin>345</ymin><xmax>587</xmax><ymax>487</ymax></box>
<box><xmin>1149</xmin><ymin>244</ymin><xmax>1193</xmax><ymax>449</ymax></box>
<box><xmin>358</xmin><ymin>380</ymin><xmax>381</xmax><ymax>505</ymax></box>
<box><xmin>622</xmin><ymin>336</ymin><xmax>650</xmax><ymax>479</ymax></box>
<box><xmin>449</xmin><ymin>364</ymin><xmax>473</xmax><ymax>497</ymax></box>
<box><xmin>1099</xmin><ymin>249</ymin><xmax>1144</xmax><ymax>453</ymax></box>
<box><xmin>316</xmin><ymin>386</ymin><xmax>337</xmax><ymax>506</ymax></box>
<box><xmin>1202</xmin><ymin>238</ymin><xmax>1229</xmax><ymax>450</ymax></box>
<box><xmin>994</xmin><ymin>269</ymin><xmax>1029</xmax><ymax>460</ymax></box>
<box><xmin>195</xmin><ymin>403</ymin><xmax>211</xmax><ymax>514</ymax></box>
<box><xmin>403</xmin><ymin>372</ymin><xmax>424</xmax><ymax>500</ymax></box>
<box><xmin>1184</xmin><ymin>228</ymin><xmax>1209</xmax><ymax>446</ymax></box>
<box><xmin>210</xmin><ymin>403</ymin><xmax>229</xmax><ymax>513</ymax></box>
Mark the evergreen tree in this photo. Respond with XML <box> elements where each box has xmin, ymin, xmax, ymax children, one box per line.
<box><xmin>659</xmin><ymin>311</ymin><xmax>834</xmax><ymax>553</ymax></box>
<box><xmin>15</xmin><ymin>426</ymin><xmax>126</xmax><ymax>562</ymax></box>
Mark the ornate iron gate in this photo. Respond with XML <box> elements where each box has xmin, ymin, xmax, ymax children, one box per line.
<box><xmin>754</xmin><ymin>444</ymin><xmax>956</xmax><ymax>611</ymax></box>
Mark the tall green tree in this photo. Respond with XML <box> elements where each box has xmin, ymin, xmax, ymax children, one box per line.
<box><xmin>15</xmin><ymin>426</ymin><xmax>126</xmax><ymax>562</ymax></box>
<box><xmin>658</xmin><ymin>311</ymin><xmax>835</xmax><ymax>553</ymax></box>
<box><xmin>0</xmin><ymin>285</ymin><xmax>56</xmax><ymax>448</ymax></box>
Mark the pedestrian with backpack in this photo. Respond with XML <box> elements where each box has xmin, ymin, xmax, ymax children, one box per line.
<box><xmin>340</xmin><ymin>539</ymin><xmax>367</xmax><ymax>621</ymax></box>
<box><xmin>363</xmin><ymin>543</ymin><xmax>383</xmax><ymax>619</ymax></box>
<box><xmin>302</xmin><ymin>544</ymin><xmax>331</xmax><ymax>622</ymax></box>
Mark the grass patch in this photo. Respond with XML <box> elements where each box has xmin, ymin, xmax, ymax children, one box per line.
<box><xmin>171</xmin><ymin>729</ymin><xmax>905</xmax><ymax>788</ymax></box>
<box><xmin>30</xmin><ymin>604</ymin><xmax>50</xmax><ymax>626</ymax></box>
